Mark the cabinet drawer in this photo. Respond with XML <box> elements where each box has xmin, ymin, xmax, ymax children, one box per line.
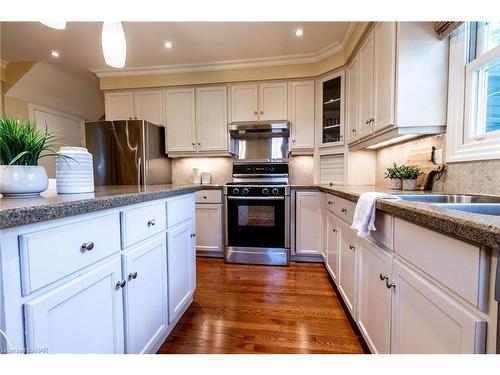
<box><xmin>121</xmin><ymin>202</ymin><xmax>167</xmax><ymax>248</ymax></box>
<box><xmin>324</xmin><ymin>193</ymin><xmax>339</xmax><ymax>213</ymax></box>
<box><xmin>334</xmin><ymin>196</ymin><xmax>356</xmax><ymax>225</ymax></box>
<box><xmin>394</xmin><ymin>218</ymin><xmax>487</xmax><ymax>309</ymax></box>
<box><xmin>19</xmin><ymin>213</ymin><xmax>121</xmax><ymax>295</ymax></box>
<box><xmin>195</xmin><ymin>189</ymin><xmax>222</xmax><ymax>204</ymax></box>
<box><xmin>167</xmin><ymin>194</ymin><xmax>194</xmax><ymax>228</ymax></box>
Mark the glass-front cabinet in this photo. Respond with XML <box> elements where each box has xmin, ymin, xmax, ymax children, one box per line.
<box><xmin>318</xmin><ymin>71</ymin><xmax>345</xmax><ymax>147</ymax></box>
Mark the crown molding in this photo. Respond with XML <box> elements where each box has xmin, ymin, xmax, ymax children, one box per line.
<box><xmin>0</xmin><ymin>60</ymin><xmax>9</xmax><ymax>69</ymax></box>
<box><xmin>93</xmin><ymin>22</ymin><xmax>356</xmax><ymax>78</ymax></box>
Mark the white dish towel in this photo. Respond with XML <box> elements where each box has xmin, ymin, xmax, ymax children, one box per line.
<box><xmin>351</xmin><ymin>192</ymin><xmax>400</xmax><ymax>238</ymax></box>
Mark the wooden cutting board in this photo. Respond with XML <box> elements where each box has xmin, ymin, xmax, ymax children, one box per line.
<box><xmin>406</xmin><ymin>147</ymin><xmax>445</xmax><ymax>190</ymax></box>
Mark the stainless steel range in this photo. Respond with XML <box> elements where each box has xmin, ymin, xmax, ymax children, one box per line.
<box><xmin>224</xmin><ymin>162</ymin><xmax>290</xmax><ymax>266</ymax></box>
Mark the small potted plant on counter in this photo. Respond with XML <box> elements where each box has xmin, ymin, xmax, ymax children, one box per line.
<box><xmin>0</xmin><ymin>116</ymin><xmax>62</xmax><ymax>197</ymax></box>
<box><xmin>384</xmin><ymin>163</ymin><xmax>403</xmax><ymax>190</ymax></box>
<box><xmin>400</xmin><ymin>165</ymin><xmax>423</xmax><ymax>191</ymax></box>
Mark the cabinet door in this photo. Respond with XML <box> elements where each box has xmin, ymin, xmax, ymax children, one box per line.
<box><xmin>24</xmin><ymin>258</ymin><xmax>124</xmax><ymax>354</ymax></box>
<box><xmin>134</xmin><ymin>89</ymin><xmax>163</xmax><ymax>125</ymax></box>
<box><xmin>165</xmin><ymin>88</ymin><xmax>196</xmax><ymax>152</ymax></box>
<box><xmin>358</xmin><ymin>31</ymin><xmax>375</xmax><ymax>139</ymax></box>
<box><xmin>295</xmin><ymin>191</ymin><xmax>322</xmax><ymax>255</ymax></box>
<box><xmin>319</xmin><ymin>72</ymin><xmax>345</xmax><ymax>146</ymax></box>
<box><xmin>167</xmin><ymin>220</ymin><xmax>195</xmax><ymax>323</ymax></box>
<box><xmin>346</xmin><ymin>56</ymin><xmax>360</xmax><ymax>144</ymax></box>
<box><xmin>373</xmin><ymin>22</ymin><xmax>396</xmax><ymax>132</ymax></box>
<box><xmin>230</xmin><ymin>84</ymin><xmax>258</xmax><ymax>122</ymax></box>
<box><xmin>195</xmin><ymin>204</ymin><xmax>222</xmax><ymax>254</ymax></box>
<box><xmin>289</xmin><ymin>81</ymin><xmax>315</xmax><ymax>150</ymax></box>
<box><xmin>196</xmin><ymin>86</ymin><xmax>228</xmax><ymax>152</ymax></box>
<box><xmin>259</xmin><ymin>81</ymin><xmax>288</xmax><ymax>121</ymax></box>
<box><xmin>122</xmin><ymin>235</ymin><xmax>168</xmax><ymax>354</ymax></box>
<box><xmin>356</xmin><ymin>239</ymin><xmax>392</xmax><ymax>354</ymax></box>
<box><xmin>105</xmin><ymin>91</ymin><xmax>134</xmax><ymax>121</ymax></box>
<box><xmin>325</xmin><ymin>211</ymin><xmax>340</xmax><ymax>282</ymax></box>
<box><xmin>338</xmin><ymin>221</ymin><xmax>357</xmax><ymax>315</ymax></box>
<box><xmin>391</xmin><ymin>259</ymin><xmax>486</xmax><ymax>354</ymax></box>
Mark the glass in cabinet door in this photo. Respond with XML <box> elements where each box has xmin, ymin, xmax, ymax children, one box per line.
<box><xmin>322</xmin><ymin>76</ymin><xmax>342</xmax><ymax>144</ymax></box>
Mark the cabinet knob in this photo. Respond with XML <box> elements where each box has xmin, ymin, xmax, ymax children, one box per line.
<box><xmin>386</xmin><ymin>279</ymin><xmax>396</xmax><ymax>289</ymax></box>
<box><xmin>81</xmin><ymin>241</ymin><xmax>94</xmax><ymax>251</ymax></box>
<box><xmin>198</xmin><ymin>142</ymin><xmax>201</xmax><ymax>146</ymax></box>
<box><xmin>329</xmin><ymin>182</ymin><xmax>334</xmax><ymax>186</ymax></box>
<box><xmin>253</xmin><ymin>110</ymin><xmax>258</xmax><ymax>115</ymax></box>
<box><xmin>379</xmin><ymin>273</ymin><xmax>389</xmax><ymax>281</ymax></box>
<box><xmin>203</xmin><ymin>195</ymin><xmax>207</xmax><ymax>199</ymax></box>
<box><xmin>332</xmin><ymin>228</ymin><xmax>337</xmax><ymax>232</ymax></box>
<box><xmin>260</xmin><ymin>111</ymin><xmax>264</xmax><ymax>115</ymax></box>
<box><xmin>341</xmin><ymin>208</ymin><xmax>347</xmax><ymax>213</ymax></box>
<box><xmin>352</xmin><ymin>129</ymin><xmax>357</xmax><ymax>134</ymax></box>
<box><xmin>365</xmin><ymin>119</ymin><xmax>370</xmax><ymax>125</ymax></box>
<box><xmin>116</xmin><ymin>280</ymin><xmax>126</xmax><ymax>289</ymax></box>
<box><xmin>190</xmin><ymin>233</ymin><xmax>196</xmax><ymax>238</ymax></box>
<box><xmin>129</xmin><ymin>272</ymin><xmax>138</xmax><ymax>280</ymax></box>
<box><xmin>192</xmin><ymin>142</ymin><xmax>195</xmax><ymax>146</ymax></box>
<box><xmin>349</xmin><ymin>244</ymin><xmax>355</xmax><ymax>250</ymax></box>
<box><xmin>292</xmin><ymin>139</ymin><xmax>296</xmax><ymax>143</ymax></box>
<box><xmin>147</xmin><ymin>219</ymin><xmax>156</xmax><ymax>227</ymax></box>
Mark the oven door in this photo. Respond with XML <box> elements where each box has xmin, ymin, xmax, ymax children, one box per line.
<box><xmin>226</xmin><ymin>196</ymin><xmax>288</xmax><ymax>248</ymax></box>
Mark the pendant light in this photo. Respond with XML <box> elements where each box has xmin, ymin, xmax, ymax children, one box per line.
<box><xmin>101</xmin><ymin>22</ymin><xmax>126</xmax><ymax>68</ymax></box>
<box><xmin>40</xmin><ymin>21</ymin><xmax>67</xmax><ymax>30</ymax></box>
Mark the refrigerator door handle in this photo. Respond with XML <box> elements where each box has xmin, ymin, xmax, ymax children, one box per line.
<box><xmin>137</xmin><ymin>157</ymin><xmax>143</xmax><ymax>186</ymax></box>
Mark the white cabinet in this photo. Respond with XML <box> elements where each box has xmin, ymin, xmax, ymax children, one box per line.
<box><xmin>357</xmin><ymin>31</ymin><xmax>375</xmax><ymax>140</ymax></box>
<box><xmin>195</xmin><ymin>204</ymin><xmax>223</xmax><ymax>255</ymax></box>
<box><xmin>295</xmin><ymin>191</ymin><xmax>322</xmax><ymax>256</ymax></box>
<box><xmin>289</xmin><ymin>80</ymin><xmax>315</xmax><ymax>151</ymax></box>
<box><xmin>105</xmin><ymin>90</ymin><xmax>163</xmax><ymax>124</ymax></box>
<box><xmin>195</xmin><ymin>86</ymin><xmax>228</xmax><ymax>152</ymax></box>
<box><xmin>373</xmin><ymin>22</ymin><xmax>396</xmax><ymax>133</ymax></box>
<box><xmin>318</xmin><ymin>71</ymin><xmax>345</xmax><ymax>147</ymax></box>
<box><xmin>24</xmin><ymin>257</ymin><xmax>125</xmax><ymax>354</ymax></box>
<box><xmin>325</xmin><ymin>210</ymin><xmax>339</xmax><ymax>282</ymax></box>
<box><xmin>122</xmin><ymin>235</ymin><xmax>168</xmax><ymax>354</ymax></box>
<box><xmin>230</xmin><ymin>81</ymin><xmax>287</xmax><ymax>123</ymax></box>
<box><xmin>167</xmin><ymin>220</ymin><xmax>196</xmax><ymax>323</ymax></box>
<box><xmin>164</xmin><ymin>88</ymin><xmax>196</xmax><ymax>153</ymax></box>
<box><xmin>337</xmin><ymin>220</ymin><xmax>357</xmax><ymax>316</ymax></box>
<box><xmin>390</xmin><ymin>259</ymin><xmax>486</xmax><ymax>354</ymax></box>
<box><xmin>356</xmin><ymin>239</ymin><xmax>393</xmax><ymax>354</ymax></box>
<box><xmin>105</xmin><ymin>92</ymin><xmax>134</xmax><ymax>121</ymax></box>
<box><xmin>346</xmin><ymin>56</ymin><xmax>360</xmax><ymax>144</ymax></box>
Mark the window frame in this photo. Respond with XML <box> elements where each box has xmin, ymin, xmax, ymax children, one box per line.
<box><xmin>446</xmin><ymin>23</ymin><xmax>500</xmax><ymax>163</ymax></box>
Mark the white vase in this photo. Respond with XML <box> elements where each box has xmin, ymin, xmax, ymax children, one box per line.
<box><xmin>389</xmin><ymin>178</ymin><xmax>402</xmax><ymax>190</ymax></box>
<box><xmin>0</xmin><ymin>165</ymin><xmax>49</xmax><ymax>197</ymax></box>
<box><xmin>402</xmin><ymin>179</ymin><xmax>417</xmax><ymax>191</ymax></box>
<box><xmin>56</xmin><ymin>147</ymin><xmax>94</xmax><ymax>194</ymax></box>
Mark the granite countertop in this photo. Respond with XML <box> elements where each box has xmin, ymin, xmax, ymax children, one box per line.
<box><xmin>293</xmin><ymin>184</ymin><xmax>500</xmax><ymax>249</ymax></box>
<box><xmin>0</xmin><ymin>184</ymin><xmax>206</xmax><ymax>229</ymax></box>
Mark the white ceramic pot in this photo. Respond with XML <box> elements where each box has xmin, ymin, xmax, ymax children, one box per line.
<box><xmin>389</xmin><ymin>178</ymin><xmax>402</xmax><ymax>190</ymax></box>
<box><xmin>0</xmin><ymin>165</ymin><xmax>49</xmax><ymax>197</ymax></box>
<box><xmin>402</xmin><ymin>179</ymin><xmax>417</xmax><ymax>191</ymax></box>
<box><xmin>56</xmin><ymin>147</ymin><xmax>94</xmax><ymax>194</ymax></box>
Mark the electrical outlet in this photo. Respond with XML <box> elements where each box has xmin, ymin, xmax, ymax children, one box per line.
<box><xmin>433</xmin><ymin>148</ymin><xmax>443</xmax><ymax>164</ymax></box>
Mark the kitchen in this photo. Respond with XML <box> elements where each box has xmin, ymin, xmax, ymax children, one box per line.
<box><xmin>0</xmin><ymin>2</ymin><xmax>499</xmax><ymax>368</ymax></box>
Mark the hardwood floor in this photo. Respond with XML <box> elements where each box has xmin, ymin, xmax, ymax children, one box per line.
<box><xmin>158</xmin><ymin>257</ymin><xmax>366</xmax><ymax>354</ymax></box>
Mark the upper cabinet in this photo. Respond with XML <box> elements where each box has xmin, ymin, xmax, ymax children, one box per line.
<box><xmin>230</xmin><ymin>81</ymin><xmax>288</xmax><ymax>123</ymax></box>
<box><xmin>346</xmin><ymin>56</ymin><xmax>360</xmax><ymax>144</ymax></box>
<box><xmin>347</xmin><ymin>22</ymin><xmax>448</xmax><ymax>149</ymax></box>
<box><xmin>196</xmin><ymin>86</ymin><xmax>228</xmax><ymax>152</ymax></box>
<box><xmin>318</xmin><ymin>71</ymin><xmax>345</xmax><ymax>147</ymax></box>
<box><xmin>164</xmin><ymin>88</ymin><xmax>197</xmax><ymax>153</ymax></box>
<box><xmin>289</xmin><ymin>80</ymin><xmax>315</xmax><ymax>152</ymax></box>
<box><xmin>105</xmin><ymin>89</ymin><xmax>163</xmax><ymax>125</ymax></box>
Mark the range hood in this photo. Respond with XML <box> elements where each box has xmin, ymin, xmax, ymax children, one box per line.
<box><xmin>228</xmin><ymin>122</ymin><xmax>290</xmax><ymax>139</ymax></box>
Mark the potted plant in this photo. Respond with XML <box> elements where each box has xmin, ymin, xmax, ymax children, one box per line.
<box><xmin>400</xmin><ymin>165</ymin><xmax>423</xmax><ymax>191</ymax></box>
<box><xmin>0</xmin><ymin>116</ymin><xmax>62</xmax><ymax>197</ymax></box>
<box><xmin>384</xmin><ymin>163</ymin><xmax>403</xmax><ymax>190</ymax></box>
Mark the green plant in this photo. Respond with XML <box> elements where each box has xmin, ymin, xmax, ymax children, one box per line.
<box><xmin>400</xmin><ymin>165</ymin><xmax>423</xmax><ymax>180</ymax></box>
<box><xmin>384</xmin><ymin>163</ymin><xmax>403</xmax><ymax>179</ymax></box>
<box><xmin>0</xmin><ymin>116</ymin><xmax>63</xmax><ymax>166</ymax></box>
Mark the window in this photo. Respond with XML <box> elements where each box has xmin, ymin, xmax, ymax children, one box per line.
<box><xmin>446</xmin><ymin>22</ymin><xmax>500</xmax><ymax>162</ymax></box>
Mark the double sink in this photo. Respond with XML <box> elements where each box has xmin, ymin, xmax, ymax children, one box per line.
<box><xmin>395</xmin><ymin>194</ymin><xmax>500</xmax><ymax>217</ymax></box>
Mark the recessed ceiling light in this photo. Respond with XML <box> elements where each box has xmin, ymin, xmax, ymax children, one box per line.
<box><xmin>50</xmin><ymin>50</ymin><xmax>61</xmax><ymax>58</ymax></box>
<box><xmin>164</xmin><ymin>41</ymin><xmax>173</xmax><ymax>49</ymax></box>
<box><xmin>295</xmin><ymin>28</ymin><xmax>304</xmax><ymax>37</ymax></box>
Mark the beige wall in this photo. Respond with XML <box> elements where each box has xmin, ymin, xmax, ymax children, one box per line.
<box><xmin>3</xmin><ymin>95</ymin><xmax>29</xmax><ymax>120</ymax></box>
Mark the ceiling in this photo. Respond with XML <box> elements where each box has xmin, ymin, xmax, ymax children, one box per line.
<box><xmin>1</xmin><ymin>22</ymin><xmax>353</xmax><ymax>75</ymax></box>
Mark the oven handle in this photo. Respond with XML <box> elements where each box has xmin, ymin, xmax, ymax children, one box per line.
<box><xmin>226</xmin><ymin>196</ymin><xmax>285</xmax><ymax>201</ymax></box>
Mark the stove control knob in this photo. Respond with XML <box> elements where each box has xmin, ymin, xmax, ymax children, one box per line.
<box><xmin>272</xmin><ymin>188</ymin><xmax>279</xmax><ymax>195</ymax></box>
<box><xmin>233</xmin><ymin>188</ymin><xmax>240</xmax><ymax>194</ymax></box>
<box><xmin>242</xmin><ymin>188</ymin><xmax>249</xmax><ymax>195</ymax></box>
<box><xmin>262</xmin><ymin>188</ymin><xmax>269</xmax><ymax>195</ymax></box>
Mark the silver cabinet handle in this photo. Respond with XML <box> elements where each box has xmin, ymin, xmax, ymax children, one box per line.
<box><xmin>148</xmin><ymin>219</ymin><xmax>156</xmax><ymax>227</ymax></box>
<box><xmin>332</xmin><ymin>228</ymin><xmax>337</xmax><ymax>233</ymax></box>
<box><xmin>349</xmin><ymin>244</ymin><xmax>355</xmax><ymax>250</ymax></box>
<box><xmin>379</xmin><ymin>273</ymin><xmax>389</xmax><ymax>281</ymax></box>
<box><xmin>129</xmin><ymin>272</ymin><xmax>138</xmax><ymax>280</ymax></box>
<box><xmin>341</xmin><ymin>208</ymin><xmax>347</xmax><ymax>213</ymax></box>
<box><xmin>386</xmin><ymin>279</ymin><xmax>396</xmax><ymax>289</ymax></box>
<box><xmin>198</xmin><ymin>142</ymin><xmax>201</xmax><ymax>146</ymax></box>
<box><xmin>116</xmin><ymin>280</ymin><xmax>126</xmax><ymax>289</ymax></box>
<box><xmin>329</xmin><ymin>182</ymin><xmax>334</xmax><ymax>186</ymax></box>
<box><xmin>192</xmin><ymin>142</ymin><xmax>195</xmax><ymax>146</ymax></box>
<box><xmin>190</xmin><ymin>233</ymin><xmax>196</xmax><ymax>238</ymax></box>
<box><xmin>81</xmin><ymin>241</ymin><xmax>94</xmax><ymax>251</ymax></box>
<box><xmin>365</xmin><ymin>119</ymin><xmax>370</xmax><ymax>124</ymax></box>
<box><xmin>352</xmin><ymin>129</ymin><xmax>357</xmax><ymax>133</ymax></box>
<box><xmin>328</xmin><ymin>200</ymin><xmax>333</xmax><ymax>205</ymax></box>
<box><xmin>370</xmin><ymin>118</ymin><xmax>375</xmax><ymax>124</ymax></box>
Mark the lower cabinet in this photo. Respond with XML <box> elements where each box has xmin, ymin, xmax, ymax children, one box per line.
<box><xmin>356</xmin><ymin>239</ymin><xmax>393</xmax><ymax>354</ymax></box>
<box><xmin>295</xmin><ymin>191</ymin><xmax>322</xmax><ymax>255</ymax></box>
<box><xmin>390</xmin><ymin>259</ymin><xmax>487</xmax><ymax>354</ymax></box>
<box><xmin>122</xmin><ymin>234</ymin><xmax>168</xmax><ymax>354</ymax></box>
<box><xmin>325</xmin><ymin>210</ymin><xmax>339</xmax><ymax>282</ymax></box>
<box><xmin>167</xmin><ymin>219</ymin><xmax>196</xmax><ymax>324</ymax></box>
<box><xmin>195</xmin><ymin>203</ymin><xmax>223</xmax><ymax>255</ymax></box>
<box><xmin>24</xmin><ymin>257</ymin><xmax>125</xmax><ymax>354</ymax></box>
<box><xmin>337</xmin><ymin>220</ymin><xmax>357</xmax><ymax>315</ymax></box>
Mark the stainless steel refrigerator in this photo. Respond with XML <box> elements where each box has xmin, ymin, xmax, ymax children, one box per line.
<box><xmin>85</xmin><ymin>120</ymin><xmax>171</xmax><ymax>186</ymax></box>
